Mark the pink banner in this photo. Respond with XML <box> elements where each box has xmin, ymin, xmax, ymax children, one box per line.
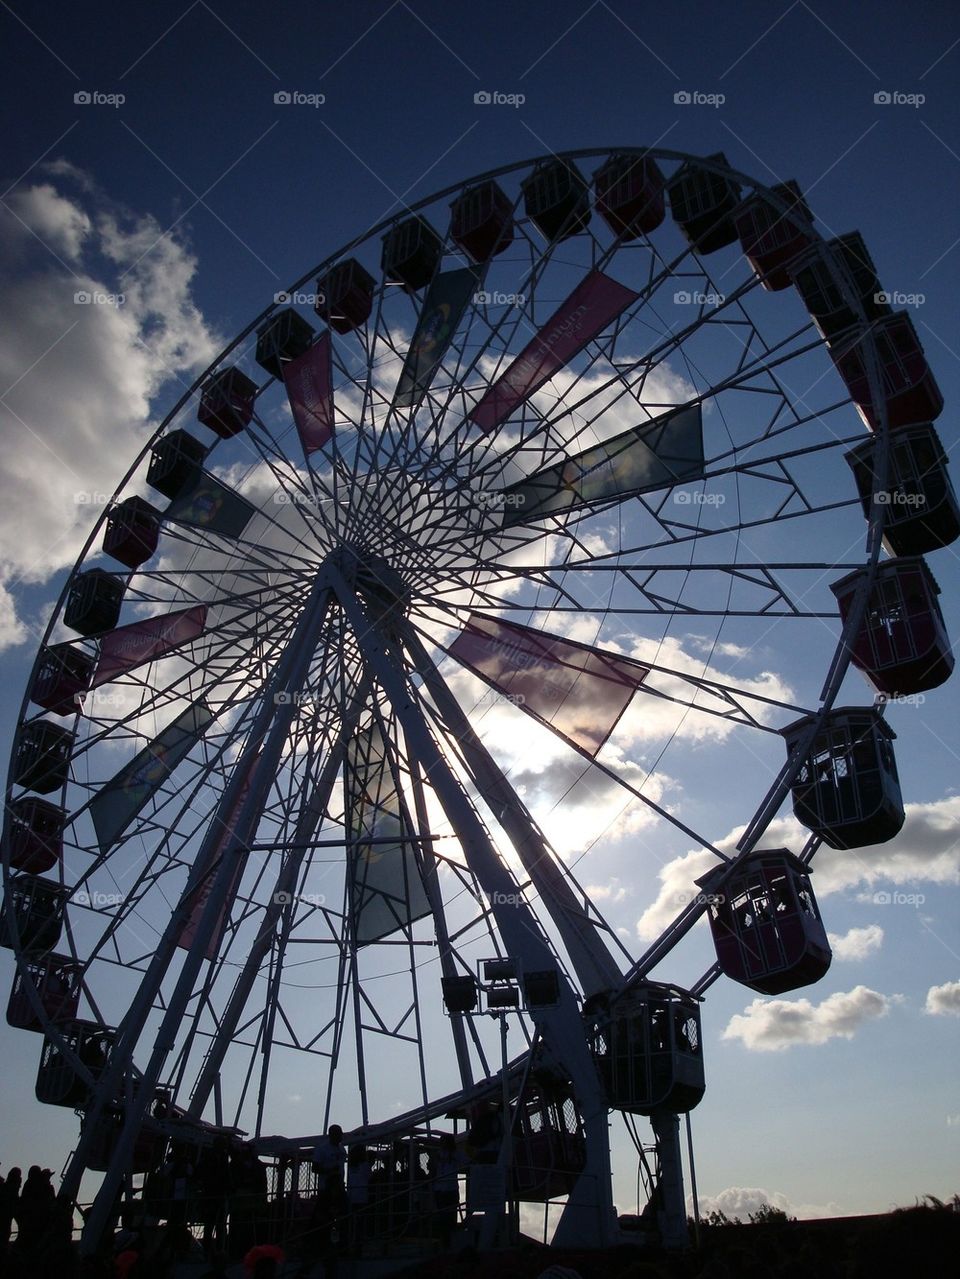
<box><xmin>468</xmin><ymin>270</ymin><xmax>640</xmax><ymax>434</ymax></box>
<box><xmin>449</xmin><ymin>614</ymin><xmax>647</xmax><ymax>756</ymax></box>
<box><xmin>93</xmin><ymin>605</ymin><xmax>208</xmax><ymax>687</ymax></box>
<box><xmin>284</xmin><ymin>332</ymin><xmax>334</xmax><ymax>453</ymax></box>
<box><xmin>178</xmin><ymin>754</ymin><xmax>261</xmax><ymax>960</ymax></box>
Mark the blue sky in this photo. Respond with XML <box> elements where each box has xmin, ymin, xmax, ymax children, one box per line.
<box><xmin>1</xmin><ymin>0</ymin><xmax>958</xmax><ymax>1226</ymax></box>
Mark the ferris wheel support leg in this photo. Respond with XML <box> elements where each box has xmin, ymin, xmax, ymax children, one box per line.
<box><xmin>328</xmin><ymin>567</ymin><xmax>618</xmax><ymax>1248</ymax></box>
<box><xmin>185</xmin><ymin>669</ymin><xmax>375</xmax><ymax>1121</ymax></box>
<box><xmin>400</xmin><ymin>626</ymin><xmax>622</xmax><ymax>1000</ymax></box>
<box><xmin>649</xmin><ymin>1110</ymin><xmax>689</xmax><ymax>1251</ymax></box>
<box><xmin>71</xmin><ymin>578</ymin><xmax>334</xmax><ymax>1255</ymax></box>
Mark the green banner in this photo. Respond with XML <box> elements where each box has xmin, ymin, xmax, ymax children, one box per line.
<box><xmin>501</xmin><ymin>402</ymin><xmax>704</xmax><ymax>525</ymax></box>
<box><xmin>393</xmin><ymin>267</ymin><xmax>479</xmax><ymax>410</ymax></box>
<box><xmin>90</xmin><ymin>700</ymin><xmax>214</xmax><ymax>851</ymax></box>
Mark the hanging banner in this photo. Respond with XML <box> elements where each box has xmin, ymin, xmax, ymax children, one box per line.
<box><xmin>164</xmin><ymin>470</ymin><xmax>256</xmax><ymax>539</ymax></box>
<box><xmin>393</xmin><ymin>267</ymin><xmax>480</xmax><ymax>410</ymax></box>
<box><xmin>283</xmin><ymin>332</ymin><xmax>335</xmax><ymax>453</ymax></box>
<box><xmin>449</xmin><ymin>615</ymin><xmax>647</xmax><ymax>757</ymax></box>
<box><xmin>90</xmin><ymin>699</ymin><xmax>214</xmax><ymax>851</ymax></box>
<box><xmin>345</xmin><ymin>720</ymin><xmax>430</xmax><ymax>946</ymax></box>
<box><xmin>177</xmin><ymin>753</ymin><xmax>262</xmax><ymax>960</ymax></box>
<box><xmin>468</xmin><ymin>269</ymin><xmax>640</xmax><ymax>434</ymax></box>
<box><xmin>93</xmin><ymin>605</ymin><xmax>208</xmax><ymax>688</ymax></box>
<box><xmin>501</xmin><ymin>403</ymin><xmax>705</xmax><ymax>525</ymax></box>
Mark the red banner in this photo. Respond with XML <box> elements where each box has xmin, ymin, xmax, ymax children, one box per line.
<box><xmin>450</xmin><ymin>614</ymin><xmax>647</xmax><ymax>756</ymax></box>
<box><xmin>177</xmin><ymin>753</ymin><xmax>261</xmax><ymax>960</ymax></box>
<box><xmin>284</xmin><ymin>333</ymin><xmax>334</xmax><ymax>453</ymax></box>
<box><xmin>468</xmin><ymin>270</ymin><xmax>640</xmax><ymax>434</ymax></box>
<box><xmin>92</xmin><ymin>605</ymin><xmax>208</xmax><ymax>687</ymax></box>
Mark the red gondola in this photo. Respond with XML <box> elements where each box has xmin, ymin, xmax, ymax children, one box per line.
<box><xmin>451</xmin><ymin>180</ymin><xmax>514</xmax><ymax>262</ymax></box>
<box><xmin>63</xmin><ymin>569</ymin><xmax>124</xmax><ymax>637</ymax></box>
<box><xmin>666</xmin><ymin>152</ymin><xmax>741</xmax><ymax>254</ymax></box>
<box><xmin>7</xmin><ymin>953</ymin><xmax>81</xmax><ymax>1030</ymax></box>
<box><xmin>31</xmin><ymin>644</ymin><xmax>94</xmax><ymax>717</ymax></box>
<box><xmin>315</xmin><ymin>258</ymin><xmax>376</xmax><ymax>334</ymax></box>
<box><xmin>845</xmin><ymin>424</ymin><xmax>960</xmax><ymax>556</ymax></box>
<box><xmin>13</xmin><ymin>723</ymin><xmax>74</xmax><ymax>796</ymax></box>
<box><xmin>829</xmin><ymin>312</ymin><xmax>943</xmax><ymax>430</ymax></box>
<box><xmin>197</xmin><ymin>366</ymin><xmax>259</xmax><ymax>438</ymax></box>
<box><xmin>36</xmin><ymin>1019</ymin><xmax>115</xmax><ymax>1107</ymax></box>
<box><xmin>103</xmin><ymin>496</ymin><xmax>162</xmax><ymax>569</ymax></box>
<box><xmin>512</xmin><ymin>1082</ymin><xmax>586</xmax><ymax>1201</ymax></box>
<box><xmin>790</xmin><ymin>231</ymin><xmax>889</xmax><ymax>341</ymax></box>
<box><xmin>734</xmin><ymin>180</ymin><xmax>815</xmax><ymax>291</ymax></box>
<box><xmin>381</xmin><ymin>216</ymin><xmax>442</xmax><ymax>290</ymax></box>
<box><xmin>586</xmin><ymin>984</ymin><xmax>704</xmax><ymax>1116</ymax></box>
<box><xmin>0</xmin><ymin>875</ymin><xmax>67</xmax><ymax>952</ymax></box>
<box><xmin>783</xmin><ymin>708</ymin><xmax>904</xmax><ymax>849</ymax></box>
<box><xmin>831</xmin><ymin>558</ymin><xmax>954</xmax><ymax>697</ymax></box>
<box><xmin>521</xmin><ymin>159</ymin><xmax>591</xmax><ymax>243</ymax></box>
<box><xmin>697</xmin><ymin>850</ymin><xmax>831</xmax><ymax>995</ymax></box>
<box><xmin>593</xmin><ymin>153</ymin><xmax>666</xmax><ymax>239</ymax></box>
<box><xmin>6</xmin><ymin>797</ymin><xmax>65</xmax><ymax>873</ymax></box>
<box><xmin>255</xmin><ymin>307</ymin><xmax>315</xmax><ymax>380</ymax></box>
<box><xmin>146</xmin><ymin>429</ymin><xmax>207</xmax><ymax>500</ymax></box>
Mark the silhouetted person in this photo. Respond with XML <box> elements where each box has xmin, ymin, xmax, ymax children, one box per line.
<box><xmin>0</xmin><ymin>1165</ymin><xmax>21</xmax><ymax>1248</ymax></box>
<box><xmin>15</xmin><ymin>1164</ymin><xmax>56</xmax><ymax>1250</ymax></box>
<box><xmin>345</xmin><ymin>1144</ymin><xmax>370</xmax><ymax>1249</ymax></box>
<box><xmin>310</xmin><ymin>1125</ymin><xmax>347</xmax><ymax>1262</ymax></box>
<box><xmin>229</xmin><ymin>1145</ymin><xmax>268</xmax><ymax>1259</ymax></box>
<box><xmin>428</xmin><ymin>1133</ymin><xmax>461</xmax><ymax>1246</ymax></box>
<box><xmin>197</xmin><ymin>1137</ymin><xmax>231</xmax><ymax>1254</ymax></box>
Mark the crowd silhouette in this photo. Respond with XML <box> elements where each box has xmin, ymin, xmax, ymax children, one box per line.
<box><xmin>2</xmin><ymin>1150</ymin><xmax>957</xmax><ymax>1278</ymax></box>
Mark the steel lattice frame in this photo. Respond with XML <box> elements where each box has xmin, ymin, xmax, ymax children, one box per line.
<box><xmin>1</xmin><ymin>147</ymin><xmax>912</xmax><ymax>1252</ymax></box>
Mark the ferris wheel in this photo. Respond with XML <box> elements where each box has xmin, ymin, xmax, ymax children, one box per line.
<box><xmin>3</xmin><ymin>148</ymin><xmax>957</xmax><ymax>1255</ymax></box>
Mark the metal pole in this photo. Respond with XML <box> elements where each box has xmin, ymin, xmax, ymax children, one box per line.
<box><xmin>685</xmin><ymin>1111</ymin><xmax>700</xmax><ymax>1250</ymax></box>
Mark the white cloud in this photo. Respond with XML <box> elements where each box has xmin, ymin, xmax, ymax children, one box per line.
<box><xmin>6</xmin><ymin>183</ymin><xmax>92</xmax><ymax>259</ymax></box>
<box><xmin>585</xmin><ymin>878</ymin><xmax>629</xmax><ymax>904</ymax></box>
<box><xmin>721</xmin><ymin>985</ymin><xmax>900</xmax><ymax>1052</ymax></box>
<box><xmin>691</xmin><ymin>1186</ymin><xmax>841</xmax><ymax>1221</ymax></box>
<box><xmin>827</xmin><ymin>924</ymin><xmax>884</xmax><ymax>961</ymax></box>
<box><xmin>0</xmin><ymin>170</ymin><xmax>222</xmax><ymax>651</ymax></box>
<box><xmin>924</xmin><ymin>979</ymin><xmax>960</xmax><ymax>1017</ymax></box>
